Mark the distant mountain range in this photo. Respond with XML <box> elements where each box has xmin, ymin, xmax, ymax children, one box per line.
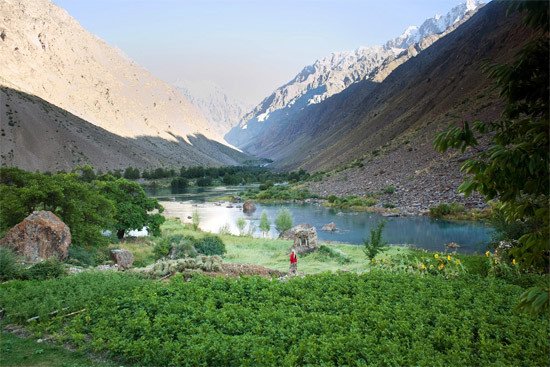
<box><xmin>225</xmin><ymin>0</ymin><xmax>482</xmax><ymax>148</ymax></box>
<box><xmin>0</xmin><ymin>0</ymin><xmax>248</xmax><ymax>171</ymax></box>
<box><xmin>175</xmin><ymin>80</ymin><xmax>251</xmax><ymax>137</ymax></box>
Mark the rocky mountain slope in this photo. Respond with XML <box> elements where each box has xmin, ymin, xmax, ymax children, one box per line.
<box><xmin>233</xmin><ymin>1</ymin><xmax>533</xmax><ymax>213</ymax></box>
<box><xmin>176</xmin><ymin>80</ymin><xmax>251</xmax><ymax>137</ymax></box>
<box><xmin>0</xmin><ymin>0</ymin><xmax>248</xmax><ymax>171</ymax></box>
<box><xmin>225</xmin><ymin>0</ymin><xmax>482</xmax><ymax>148</ymax></box>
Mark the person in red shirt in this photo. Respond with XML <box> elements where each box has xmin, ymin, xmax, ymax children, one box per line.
<box><xmin>289</xmin><ymin>249</ymin><xmax>298</xmax><ymax>275</ymax></box>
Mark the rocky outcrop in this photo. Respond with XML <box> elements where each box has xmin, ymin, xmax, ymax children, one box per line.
<box><xmin>242</xmin><ymin>201</ymin><xmax>256</xmax><ymax>214</ymax></box>
<box><xmin>110</xmin><ymin>249</ymin><xmax>134</xmax><ymax>269</ymax></box>
<box><xmin>0</xmin><ymin>210</ymin><xmax>71</xmax><ymax>262</ymax></box>
<box><xmin>283</xmin><ymin>224</ymin><xmax>318</xmax><ymax>254</ymax></box>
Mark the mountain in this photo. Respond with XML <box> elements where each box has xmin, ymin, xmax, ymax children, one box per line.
<box><xmin>175</xmin><ymin>80</ymin><xmax>251</xmax><ymax>137</ymax></box>
<box><xmin>0</xmin><ymin>0</ymin><xmax>248</xmax><ymax>171</ymax></box>
<box><xmin>225</xmin><ymin>0</ymin><xmax>482</xmax><ymax>148</ymax></box>
<box><xmin>226</xmin><ymin>1</ymin><xmax>534</xmax><ymax>213</ymax></box>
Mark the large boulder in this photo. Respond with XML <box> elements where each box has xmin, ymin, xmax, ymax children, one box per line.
<box><xmin>321</xmin><ymin>222</ymin><xmax>337</xmax><ymax>232</ymax></box>
<box><xmin>0</xmin><ymin>211</ymin><xmax>71</xmax><ymax>263</ymax></box>
<box><xmin>110</xmin><ymin>249</ymin><xmax>134</xmax><ymax>269</ymax></box>
<box><xmin>242</xmin><ymin>200</ymin><xmax>256</xmax><ymax>214</ymax></box>
<box><xmin>282</xmin><ymin>224</ymin><xmax>318</xmax><ymax>254</ymax></box>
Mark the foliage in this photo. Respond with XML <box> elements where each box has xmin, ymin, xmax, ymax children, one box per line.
<box><xmin>244</xmin><ymin>185</ymin><xmax>317</xmax><ymax>202</ymax></box>
<box><xmin>236</xmin><ymin>217</ymin><xmax>246</xmax><ymax>236</ymax></box>
<box><xmin>218</xmin><ymin>223</ymin><xmax>231</xmax><ymax>235</ymax></box>
<box><xmin>317</xmin><ymin>245</ymin><xmax>350</xmax><ymax>264</ymax></box>
<box><xmin>170</xmin><ymin>177</ymin><xmax>189</xmax><ymax>190</ymax></box>
<box><xmin>96</xmin><ymin>178</ymin><xmax>164</xmax><ymax>239</ymax></box>
<box><xmin>170</xmin><ymin>239</ymin><xmax>198</xmax><ymax>259</ymax></box>
<box><xmin>0</xmin><ymin>168</ymin><xmax>114</xmax><ymax>247</ymax></box>
<box><xmin>382</xmin><ymin>185</ymin><xmax>396</xmax><ymax>195</ymax></box>
<box><xmin>363</xmin><ymin>221</ymin><xmax>387</xmax><ymax>260</ymax></box>
<box><xmin>24</xmin><ymin>259</ymin><xmax>66</xmax><ymax>280</ymax></box>
<box><xmin>0</xmin><ymin>272</ymin><xmax>548</xmax><ymax>366</ymax></box>
<box><xmin>259</xmin><ymin>211</ymin><xmax>270</xmax><ymax>236</ymax></box>
<box><xmin>193</xmin><ymin>234</ymin><xmax>226</xmax><ymax>256</ymax></box>
<box><xmin>196</xmin><ymin>176</ymin><xmax>213</xmax><ymax>187</ymax></box>
<box><xmin>1</xmin><ymin>332</ymin><xmax>119</xmax><ymax>367</ymax></box>
<box><xmin>429</xmin><ymin>202</ymin><xmax>466</xmax><ymax>218</ymax></box>
<box><xmin>191</xmin><ymin>210</ymin><xmax>200</xmax><ymax>231</ymax></box>
<box><xmin>0</xmin><ymin>248</ymin><xmax>22</xmax><ymax>281</ymax></box>
<box><xmin>274</xmin><ymin>209</ymin><xmax>293</xmax><ymax>235</ymax></box>
<box><xmin>516</xmin><ymin>286</ymin><xmax>550</xmax><ymax>316</ymax></box>
<box><xmin>324</xmin><ymin>195</ymin><xmax>377</xmax><ymax>209</ymax></box>
<box><xmin>434</xmin><ymin>2</ymin><xmax>549</xmax><ymax>271</ymax></box>
<box><xmin>123</xmin><ymin>167</ymin><xmax>141</xmax><ymax>180</ymax></box>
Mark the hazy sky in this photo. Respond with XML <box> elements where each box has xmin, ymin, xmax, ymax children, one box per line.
<box><xmin>54</xmin><ymin>0</ymin><xmax>470</xmax><ymax>105</ymax></box>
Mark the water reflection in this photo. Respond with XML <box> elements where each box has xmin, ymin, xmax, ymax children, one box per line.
<box><xmin>148</xmin><ymin>186</ymin><xmax>493</xmax><ymax>254</ymax></box>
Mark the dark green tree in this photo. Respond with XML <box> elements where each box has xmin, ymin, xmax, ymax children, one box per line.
<box><xmin>96</xmin><ymin>178</ymin><xmax>165</xmax><ymax>239</ymax></box>
<box><xmin>434</xmin><ymin>1</ymin><xmax>549</xmax><ymax>271</ymax></box>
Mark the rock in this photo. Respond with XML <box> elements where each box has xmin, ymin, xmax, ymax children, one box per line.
<box><xmin>242</xmin><ymin>200</ymin><xmax>256</xmax><ymax>213</ymax></box>
<box><xmin>110</xmin><ymin>249</ymin><xmax>134</xmax><ymax>269</ymax></box>
<box><xmin>321</xmin><ymin>222</ymin><xmax>337</xmax><ymax>232</ymax></box>
<box><xmin>445</xmin><ymin>242</ymin><xmax>460</xmax><ymax>250</ymax></box>
<box><xmin>283</xmin><ymin>224</ymin><xmax>318</xmax><ymax>254</ymax></box>
<box><xmin>0</xmin><ymin>210</ymin><xmax>71</xmax><ymax>262</ymax></box>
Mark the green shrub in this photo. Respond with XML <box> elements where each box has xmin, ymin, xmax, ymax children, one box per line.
<box><xmin>24</xmin><ymin>258</ymin><xmax>66</xmax><ymax>280</ymax></box>
<box><xmin>0</xmin><ymin>248</ymin><xmax>22</xmax><ymax>281</ymax></box>
<box><xmin>193</xmin><ymin>235</ymin><xmax>226</xmax><ymax>256</ymax></box>
<box><xmin>236</xmin><ymin>217</ymin><xmax>246</xmax><ymax>236</ymax></box>
<box><xmin>274</xmin><ymin>209</ymin><xmax>293</xmax><ymax>235</ymax></box>
<box><xmin>429</xmin><ymin>202</ymin><xmax>466</xmax><ymax>218</ymax></box>
<box><xmin>383</xmin><ymin>185</ymin><xmax>396</xmax><ymax>194</ymax></box>
<box><xmin>170</xmin><ymin>177</ymin><xmax>189</xmax><ymax>190</ymax></box>
<box><xmin>259</xmin><ymin>181</ymin><xmax>274</xmax><ymax>191</ymax></box>
<box><xmin>363</xmin><ymin>221</ymin><xmax>387</xmax><ymax>260</ymax></box>
<box><xmin>196</xmin><ymin>177</ymin><xmax>212</xmax><ymax>187</ymax></box>
<box><xmin>170</xmin><ymin>239</ymin><xmax>198</xmax><ymax>259</ymax></box>
<box><xmin>327</xmin><ymin>195</ymin><xmax>337</xmax><ymax>203</ymax></box>
<box><xmin>191</xmin><ymin>210</ymin><xmax>200</xmax><ymax>231</ymax></box>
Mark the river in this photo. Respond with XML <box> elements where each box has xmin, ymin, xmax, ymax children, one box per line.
<box><xmin>147</xmin><ymin>186</ymin><xmax>494</xmax><ymax>253</ymax></box>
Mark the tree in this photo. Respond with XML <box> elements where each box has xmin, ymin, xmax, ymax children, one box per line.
<box><xmin>0</xmin><ymin>168</ymin><xmax>114</xmax><ymax>247</ymax></box>
<box><xmin>170</xmin><ymin>177</ymin><xmax>189</xmax><ymax>191</ymax></box>
<box><xmin>96</xmin><ymin>178</ymin><xmax>164</xmax><ymax>239</ymax></box>
<box><xmin>274</xmin><ymin>209</ymin><xmax>293</xmax><ymax>236</ymax></box>
<box><xmin>236</xmin><ymin>217</ymin><xmax>246</xmax><ymax>236</ymax></box>
<box><xmin>123</xmin><ymin>167</ymin><xmax>140</xmax><ymax>180</ymax></box>
<box><xmin>259</xmin><ymin>211</ymin><xmax>271</xmax><ymax>237</ymax></box>
<box><xmin>363</xmin><ymin>221</ymin><xmax>387</xmax><ymax>260</ymax></box>
<box><xmin>434</xmin><ymin>1</ymin><xmax>549</xmax><ymax>271</ymax></box>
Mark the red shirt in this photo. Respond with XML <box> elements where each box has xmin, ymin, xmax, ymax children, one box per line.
<box><xmin>290</xmin><ymin>252</ymin><xmax>297</xmax><ymax>264</ymax></box>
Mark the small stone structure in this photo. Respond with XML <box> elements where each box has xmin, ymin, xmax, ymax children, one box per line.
<box><xmin>110</xmin><ymin>249</ymin><xmax>134</xmax><ymax>269</ymax></box>
<box><xmin>321</xmin><ymin>222</ymin><xmax>337</xmax><ymax>232</ymax></box>
<box><xmin>0</xmin><ymin>210</ymin><xmax>71</xmax><ymax>262</ymax></box>
<box><xmin>283</xmin><ymin>224</ymin><xmax>318</xmax><ymax>254</ymax></box>
<box><xmin>242</xmin><ymin>200</ymin><xmax>256</xmax><ymax>214</ymax></box>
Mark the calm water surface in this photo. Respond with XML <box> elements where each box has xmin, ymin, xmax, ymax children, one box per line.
<box><xmin>147</xmin><ymin>186</ymin><xmax>494</xmax><ymax>253</ymax></box>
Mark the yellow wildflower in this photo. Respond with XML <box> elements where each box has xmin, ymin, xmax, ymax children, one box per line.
<box><xmin>455</xmin><ymin>259</ymin><xmax>461</xmax><ymax>265</ymax></box>
<box><xmin>447</xmin><ymin>255</ymin><xmax>451</xmax><ymax>261</ymax></box>
<box><xmin>512</xmin><ymin>259</ymin><xmax>517</xmax><ymax>265</ymax></box>
<box><xmin>420</xmin><ymin>264</ymin><xmax>427</xmax><ymax>270</ymax></box>
<box><xmin>434</xmin><ymin>254</ymin><xmax>439</xmax><ymax>259</ymax></box>
<box><xmin>485</xmin><ymin>251</ymin><xmax>490</xmax><ymax>257</ymax></box>
<box><xmin>438</xmin><ymin>263</ymin><xmax>445</xmax><ymax>270</ymax></box>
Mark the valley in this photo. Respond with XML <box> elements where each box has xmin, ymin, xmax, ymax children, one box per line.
<box><xmin>0</xmin><ymin>0</ymin><xmax>548</xmax><ymax>366</ymax></box>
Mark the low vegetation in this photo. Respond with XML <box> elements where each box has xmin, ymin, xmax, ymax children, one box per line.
<box><xmin>429</xmin><ymin>202</ymin><xmax>493</xmax><ymax>221</ymax></box>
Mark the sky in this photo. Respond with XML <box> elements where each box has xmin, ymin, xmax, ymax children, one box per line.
<box><xmin>54</xmin><ymin>0</ymin><xmax>470</xmax><ymax>105</ymax></box>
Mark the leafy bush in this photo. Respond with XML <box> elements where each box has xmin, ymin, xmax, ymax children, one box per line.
<box><xmin>383</xmin><ymin>185</ymin><xmax>396</xmax><ymax>194</ymax></box>
<box><xmin>24</xmin><ymin>259</ymin><xmax>66</xmax><ymax>280</ymax></box>
<box><xmin>0</xmin><ymin>248</ymin><xmax>22</xmax><ymax>281</ymax></box>
<box><xmin>67</xmin><ymin>246</ymin><xmax>110</xmax><ymax>267</ymax></box>
<box><xmin>363</xmin><ymin>221</ymin><xmax>387</xmax><ymax>260</ymax></box>
<box><xmin>0</xmin><ymin>272</ymin><xmax>548</xmax><ymax>366</ymax></box>
<box><xmin>170</xmin><ymin>239</ymin><xmax>198</xmax><ymax>259</ymax></box>
<box><xmin>327</xmin><ymin>195</ymin><xmax>337</xmax><ymax>203</ymax></box>
<box><xmin>193</xmin><ymin>234</ymin><xmax>226</xmax><ymax>256</ymax></box>
<box><xmin>259</xmin><ymin>211</ymin><xmax>270</xmax><ymax>236</ymax></box>
<box><xmin>236</xmin><ymin>217</ymin><xmax>246</xmax><ymax>236</ymax></box>
<box><xmin>196</xmin><ymin>177</ymin><xmax>213</xmax><ymax>187</ymax></box>
<box><xmin>170</xmin><ymin>177</ymin><xmax>188</xmax><ymax>190</ymax></box>
<box><xmin>429</xmin><ymin>202</ymin><xmax>466</xmax><ymax>218</ymax></box>
<box><xmin>274</xmin><ymin>209</ymin><xmax>293</xmax><ymax>235</ymax></box>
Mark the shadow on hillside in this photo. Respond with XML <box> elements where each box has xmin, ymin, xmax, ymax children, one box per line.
<box><xmin>0</xmin><ymin>86</ymin><xmax>251</xmax><ymax>171</ymax></box>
